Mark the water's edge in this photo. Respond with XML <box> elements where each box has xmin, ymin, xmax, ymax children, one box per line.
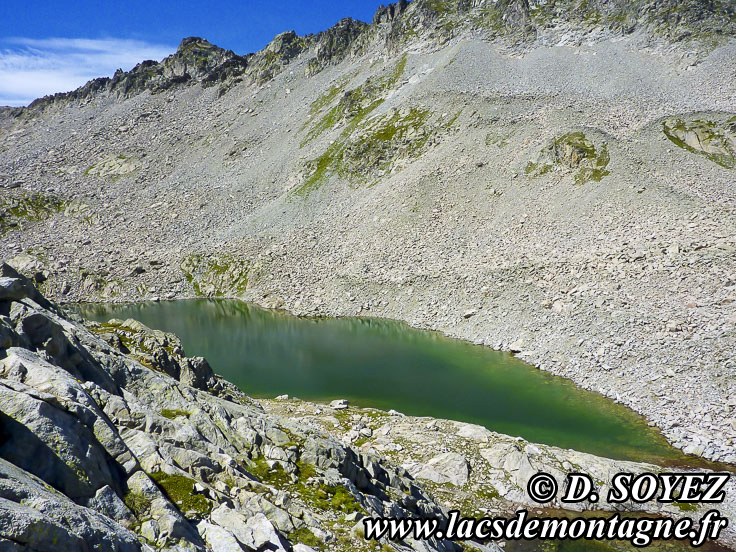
<box><xmin>70</xmin><ymin>297</ymin><xmax>732</xmax><ymax>472</ymax></box>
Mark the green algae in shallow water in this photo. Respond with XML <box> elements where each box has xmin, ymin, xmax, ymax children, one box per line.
<box><xmin>75</xmin><ymin>299</ymin><xmax>719</xmax><ymax>469</ymax></box>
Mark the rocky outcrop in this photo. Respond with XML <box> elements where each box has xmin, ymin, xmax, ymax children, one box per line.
<box><xmin>663</xmin><ymin>115</ymin><xmax>736</xmax><ymax>169</ymax></box>
<box><xmin>1</xmin><ymin>0</ymin><xmax>736</xmax><ymax>538</ymax></box>
<box><xmin>0</xmin><ymin>264</ymin><xmax>467</xmax><ymax>551</ymax></box>
<box><xmin>180</xmin><ymin>254</ymin><xmax>250</xmax><ymax>298</ymax></box>
<box><xmin>306</xmin><ymin>19</ymin><xmax>370</xmax><ymax>77</ymax></box>
<box><xmin>525</xmin><ymin>131</ymin><xmax>611</xmax><ymax>185</ymax></box>
<box><xmin>0</xmin><ymin>193</ymin><xmax>66</xmax><ymax>237</ymax></box>
<box><xmin>373</xmin><ymin>1</ymin><xmax>409</xmax><ymax>25</ymax></box>
<box><xmin>9</xmin><ymin>0</ymin><xmax>734</xmax><ymax>117</ymax></box>
<box><xmin>262</xmin><ymin>398</ymin><xmax>736</xmax><ymax>548</ymax></box>
<box><xmin>375</xmin><ymin>0</ymin><xmax>736</xmax><ymax>52</ymax></box>
<box><xmin>87</xmin><ymin>317</ymin><xmax>220</xmax><ymax>392</ymax></box>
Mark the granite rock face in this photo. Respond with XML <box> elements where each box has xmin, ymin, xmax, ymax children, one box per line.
<box><xmin>263</xmin><ymin>399</ymin><xmax>736</xmax><ymax>549</ymax></box>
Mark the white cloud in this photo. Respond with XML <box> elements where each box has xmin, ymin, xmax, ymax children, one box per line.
<box><xmin>0</xmin><ymin>37</ymin><xmax>175</xmax><ymax>107</ymax></box>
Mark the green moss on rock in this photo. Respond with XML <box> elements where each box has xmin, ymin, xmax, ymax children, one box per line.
<box><xmin>246</xmin><ymin>456</ymin><xmax>293</xmax><ymax>487</ymax></box>
<box><xmin>309</xmin><ymin>74</ymin><xmax>356</xmax><ymax>116</ymax></box>
<box><xmin>123</xmin><ymin>490</ymin><xmax>152</xmax><ymax>518</ymax></box>
<box><xmin>150</xmin><ymin>471</ymin><xmax>212</xmax><ymax>517</ymax></box>
<box><xmin>288</xmin><ymin>527</ymin><xmax>322</xmax><ymax>548</ymax></box>
<box><xmin>295</xmin><ymin>104</ymin><xmax>459</xmax><ymax>195</ymax></box>
<box><xmin>310</xmin><ymin>484</ymin><xmax>363</xmax><ymax>514</ymax></box>
<box><xmin>0</xmin><ymin>193</ymin><xmax>66</xmax><ymax>235</ymax></box>
<box><xmin>246</xmin><ymin>453</ymin><xmax>365</xmax><ymax>518</ymax></box>
<box><xmin>181</xmin><ymin>254</ymin><xmax>250</xmax><ymax>297</ymax></box>
<box><xmin>300</xmin><ymin>54</ymin><xmax>407</xmax><ymax>149</ymax></box>
<box><xmin>160</xmin><ymin>409</ymin><xmax>189</xmax><ymax>420</ymax></box>
<box><xmin>674</xmin><ymin>500</ymin><xmax>697</xmax><ymax>512</ymax></box>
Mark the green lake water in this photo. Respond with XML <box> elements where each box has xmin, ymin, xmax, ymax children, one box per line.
<box><xmin>75</xmin><ymin>299</ymin><xmax>697</xmax><ymax>467</ymax></box>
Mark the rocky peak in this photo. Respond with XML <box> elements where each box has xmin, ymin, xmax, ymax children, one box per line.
<box><xmin>246</xmin><ymin>30</ymin><xmax>309</xmax><ymax>84</ymax></box>
<box><xmin>306</xmin><ymin>18</ymin><xmax>370</xmax><ymax>76</ymax></box>
<box><xmin>158</xmin><ymin>36</ymin><xmax>248</xmax><ymax>83</ymax></box>
<box><xmin>265</xmin><ymin>31</ymin><xmax>301</xmax><ymax>56</ymax></box>
<box><xmin>373</xmin><ymin>0</ymin><xmax>409</xmax><ymax>24</ymax></box>
<box><xmin>178</xmin><ymin>36</ymin><xmax>208</xmax><ymax>50</ymax></box>
<box><xmin>375</xmin><ymin>0</ymin><xmax>735</xmax><ymax>52</ymax></box>
<box><xmin>24</xmin><ymin>35</ymin><xmax>249</xmax><ymax>113</ymax></box>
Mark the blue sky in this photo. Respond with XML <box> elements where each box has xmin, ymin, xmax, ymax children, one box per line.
<box><xmin>0</xmin><ymin>0</ymin><xmax>385</xmax><ymax>106</ymax></box>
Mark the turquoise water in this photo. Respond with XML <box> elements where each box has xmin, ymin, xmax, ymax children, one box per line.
<box><xmin>76</xmin><ymin>299</ymin><xmax>689</xmax><ymax>465</ymax></box>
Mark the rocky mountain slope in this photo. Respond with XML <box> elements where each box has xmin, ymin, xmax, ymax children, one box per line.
<box><xmin>0</xmin><ymin>0</ymin><xmax>735</xmax><ymax>517</ymax></box>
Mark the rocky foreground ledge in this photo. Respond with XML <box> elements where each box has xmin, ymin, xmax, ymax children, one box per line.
<box><xmin>0</xmin><ymin>263</ymin><xmax>462</xmax><ymax>552</ymax></box>
<box><xmin>1</xmin><ymin>263</ymin><xmax>734</xmax><ymax>551</ymax></box>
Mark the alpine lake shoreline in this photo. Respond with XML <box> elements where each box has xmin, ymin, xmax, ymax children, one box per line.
<box><xmin>69</xmin><ymin>295</ymin><xmax>736</xmax><ymax>475</ymax></box>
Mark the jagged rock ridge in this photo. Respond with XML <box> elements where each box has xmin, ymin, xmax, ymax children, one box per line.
<box><xmin>12</xmin><ymin>0</ymin><xmax>736</xmax><ymax>113</ymax></box>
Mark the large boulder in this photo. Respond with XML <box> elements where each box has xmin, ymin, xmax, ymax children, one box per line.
<box><xmin>0</xmin><ymin>458</ymin><xmax>141</xmax><ymax>552</ymax></box>
<box><xmin>408</xmin><ymin>451</ymin><xmax>470</xmax><ymax>487</ymax></box>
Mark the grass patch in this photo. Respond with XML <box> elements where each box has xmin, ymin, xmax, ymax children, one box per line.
<box><xmin>486</xmin><ymin>130</ymin><xmax>514</xmax><ymax>148</ymax></box>
<box><xmin>123</xmin><ymin>490</ymin><xmax>152</xmax><ymax>518</ymax></box>
<box><xmin>673</xmin><ymin>501</ymin><xmax>697</xmax><ymax>512</ymax></box>
<box><xmin>160</xmin><ymin>409</ymin><xmax>189</xmax><ymax>420</ymax></box>
<box><xmin>295</xmin><ymin>104</ymin><xmax>456</xmax><ymax>195</ymax></box>
<box><xmin>149</xmin><ymin>471</ymin><xmax>212</xmax><ymax>518</ymax></box>
<box><xmin>458</xmin><ymin>486</ymin><xmax>500</xmax><ymax>518</ymax></box>
<box><xmin>246</xmin><ymin>456</ymin><xmax>293</xmax><ymax>487</ymax></box>
<box><xmin>311</xmin><ymin>484</ymin><xmax>363</xmax><ymax>513</ymax></box>
<box><xmin>309</xmin><ymin>73</ymin><xmax>356</xmax><ymax>116</ymax></box>
<box><xmin>288</xmin><ymin>527</ymin><xmax>322</xmax><ymax>548</ymax></box>
<box><xmin>246</xmin><ymin>453</ymin><xmax>365</xmax><ymax>518</ymax></box>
